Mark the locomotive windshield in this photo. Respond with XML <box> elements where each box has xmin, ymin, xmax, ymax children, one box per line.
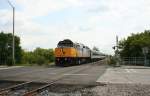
<box><xmin>57</xmin><ymin>39</ymin><xmax>74</xmax><ymax>47</ymax></box>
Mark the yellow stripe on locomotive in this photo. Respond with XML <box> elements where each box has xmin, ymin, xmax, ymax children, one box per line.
<box><xmin>55</xmin><ymin>47</ymin><xmax>77</xmax><ymax>57</ymax></box>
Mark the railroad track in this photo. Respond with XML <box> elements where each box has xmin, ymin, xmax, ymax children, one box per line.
<box><xmin>0</xmin><ymin>81</ymin><xmax>47</xmax><ymax>96</ymax></box>
<box><xmin>23</xmin><ymin>80</ymin><xmax>60</xmax><ymax>96</ymax></box>
<box><xmin>0</xmin><ymin>60</ymin><xmax>104</xmax><ymax>96</ymax></box>
<box><xmin>24</xmin><ymin>61</ymin><xmax>104</xmax><ymax>96</ymax></box>
<box><xmin>23</xmin><ymin>65</ymin><xmax>93</xmax><ymax>96</ymax></box>
<box><xmin>0</xmin><ymin>81</ymin><xmax>30</xmax><ymax>96</ymax></box>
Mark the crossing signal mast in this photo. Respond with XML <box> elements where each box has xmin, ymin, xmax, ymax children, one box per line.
<box><xmin>113</xmin><ymin>35</ymin><xmax>120</xmax><ymax>66</ymax></box>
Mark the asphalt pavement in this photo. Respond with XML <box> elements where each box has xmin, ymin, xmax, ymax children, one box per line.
<box><xmin>1</xmin><ymin>63</ymin><xmax>150</xmax><ymax>96</ymax></box>
<box><xmin>0</xmin><ymin>61</ymin><xmax>107</xmax><ymax>85</ymax></box>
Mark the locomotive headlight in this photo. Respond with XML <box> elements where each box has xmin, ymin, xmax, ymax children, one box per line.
<box><xmin>65</xmin><ymin>58</ymin><xmax>67</xmax><ymax>60</ymax></box>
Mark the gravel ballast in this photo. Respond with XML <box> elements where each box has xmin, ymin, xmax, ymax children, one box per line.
<box><xmin>46</xmin><ymin>83</ymin><xmax>150</xmax><ymax>96</ymax></box>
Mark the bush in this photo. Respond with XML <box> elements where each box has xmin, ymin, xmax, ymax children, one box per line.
<box><xmin>35</xmin><ymin>55</ymin><xmax>49</xmax><ymax>65</ymax></box>
<box><xmin>21</xmin><ymin>48</ymin><xmax>54</xmax><ymax>66</ymax></box>
<box><xmin>107</xmin><ymin>56</ymin><xmax>117</xmax><ymax>66</ymax></box>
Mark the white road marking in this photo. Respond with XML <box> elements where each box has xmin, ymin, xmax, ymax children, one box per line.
<box><xmin>125</xmin><ymin>69</ymin><xmax>136</xmax><ymax>73</ymax></box>
<box><xmin>130</xmin><ymin>69</ymin><xmax>136</xmax><ymax>73</ymax></box>
<box><xmin>0</xmin><ymin>66</ymin><xmax>23</xmax><ymax>70</ymax></box>
<box><xmin>125</xmin><ymin>69</ymin><xmax>131</xmax><ymax>73</ymax></box>
<box><xmin>63</xmin><ymin>74</ymin><xmax>88</xmax><ymax>76</ymax></box>
<box><xmin>48</xmin><ymin>73</ymin><xmax>57</xmax><ymax>75</ymax></box>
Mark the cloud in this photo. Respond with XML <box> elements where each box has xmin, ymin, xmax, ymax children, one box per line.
<box><xmin>88</xmin><ymin>0</ymin><xmax>150</xmax><ymax>35</ymax></box>
<box><xmin>14</xmin><ymin>0</ymin><xmax>93</xmax><ymax>18</ymax></box>
<box><xmin>15</xmin><ymin>0</ymin><xmax>66</xmax><ymax>17</ymax></box>
<box><xmin>0</xmin><ymin>9</ymin><xmax>12</xmax><ymax>31</ymax></box>
<box><xmin>1</xmin><ymin>0</ymin><xmax>150</xmax><ymax>54</ymax></box>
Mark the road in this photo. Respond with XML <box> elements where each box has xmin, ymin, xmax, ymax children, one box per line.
<box><xmin>1</xmin><ymin>62</ymin><xmax>150</xmax><ymax>96</ymax></box>
<box><xmin>0</xmin><ymin>60</ymin><xmax>107</xmax><ymax>85</ymax></box>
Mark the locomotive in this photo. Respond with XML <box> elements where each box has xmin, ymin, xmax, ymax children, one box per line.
<box><xmin>55</xmin><ymin>39</ymin><xmax>105</xmax><ymax>66</ymax></box>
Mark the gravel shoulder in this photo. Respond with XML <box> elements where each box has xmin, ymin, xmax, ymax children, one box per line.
<box><xmin>46</xmin><ymin>83</ymin><xmax>150</xmax><ymax>96</ymax></box>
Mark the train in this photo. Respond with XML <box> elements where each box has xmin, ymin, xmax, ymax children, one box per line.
<box><xmin>54</xmin><ymin>39</ymin><xmax>105</xmax><ymax>66</ymax></box>
<box><xmin>91</xmin><ymin>50</ymin><xmax>106</xmax><ymax>62</ymax></box>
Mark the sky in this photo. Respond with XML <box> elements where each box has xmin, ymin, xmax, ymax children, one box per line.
<box><xmin>0</xmin><ymin>0</ymin><xmax>150</xmax><ymax>54</ymax></box>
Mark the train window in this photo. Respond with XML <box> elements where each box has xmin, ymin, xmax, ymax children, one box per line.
<box><xmin>58</xmin><ymin>41</ymin><xmax>73</xmax><ymax>47</ymax></box>
<box><xmin>76</xmin><ymin>45</ymin><xmax>80</xmax><ymax>49</ymax></box>
<box><xmin>86</xmin><ymin>46</ymin><xmax>90</xmax><ymax>49</ymax></box>
<box><xmin>76</xmin><ymin>45</ymin><xmax>83</xmax><ymax>50</ymax></box>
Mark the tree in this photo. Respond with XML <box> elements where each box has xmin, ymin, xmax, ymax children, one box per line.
<box><xmin>0</xmin><ymin>32</ymin><xmax>22</xmax><ymax>65</ymax></box>
<box><xmin>22</xmin><ymin>48</ymin><xmax>54</xmax><ymax>65</ymax></box>
<box><xmin>119</xmin><ymin>30</ymin><xmax>150</xmax><ymax>58</ymax></box>
<box><xmin>34</xmin><ymin>48</ymin><xmax>54</xmax><ymax>63</ymax></box>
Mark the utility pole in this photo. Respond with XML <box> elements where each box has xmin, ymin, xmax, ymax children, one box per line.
<box><xmin>7</xmin><ymin>0</ymin><xmax>15</xmax><ymax>65</ymax></box>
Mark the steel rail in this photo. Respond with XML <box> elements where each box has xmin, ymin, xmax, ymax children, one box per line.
<box><xmin>23</xmin><ymin>64</ymin><xmax>93</xmax><ymax>96</ymax></box>
<box><xmin>0</xmin><ymin>61</ymin><xmax>102</xmax><ymax>96</ymax></box>
<box><xmin>0</xmin><ymin>66</ymin><xmax>78</xmax><ymax>96</ymax></box>
<box><xmin>23</xmin><ymin>79</ymin><xmax>61</xmax><ymax>96</ymax></box>
<box><xmin>0</xmin><ymin>81</ymin><xmax>32</xmax><ymax>95</ymax></box>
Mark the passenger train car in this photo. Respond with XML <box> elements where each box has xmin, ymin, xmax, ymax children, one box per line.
<box><xmin>91</xmin><ymin>50</ymin><xmax>106</xmax><ymax>62</ymax></box>
<box><xmin>55</xmin><ymin>39</ymin><xmax>105</xmax><ymax>66</ymax></box>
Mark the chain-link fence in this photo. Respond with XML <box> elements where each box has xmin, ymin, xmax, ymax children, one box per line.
<box><xmin>121</xmin><ymin>57</ymin><xmax>150</xmax><ymax>66</ymax></box>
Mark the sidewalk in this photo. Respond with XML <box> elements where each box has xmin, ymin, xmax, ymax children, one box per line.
<box><xmin>97</xmin><ymin>66</ymin><xmax>150</xmax><ymax>84</ymax></box>
<box><xmin>121</xmin><ymin>65</ymin><xmax>150</xmax><ymax>69</ymax></box>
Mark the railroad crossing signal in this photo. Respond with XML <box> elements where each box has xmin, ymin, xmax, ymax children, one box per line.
<box><xmin>113</xmin><ymin>35</ymin><xmax>120</xmax><ymax>67</ymax></box>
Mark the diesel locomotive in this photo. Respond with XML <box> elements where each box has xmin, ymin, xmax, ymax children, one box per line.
<box><xmin>55</xmin><ymin>39</ymin><xmax>105</xmax><ymax>66</ymax></box>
